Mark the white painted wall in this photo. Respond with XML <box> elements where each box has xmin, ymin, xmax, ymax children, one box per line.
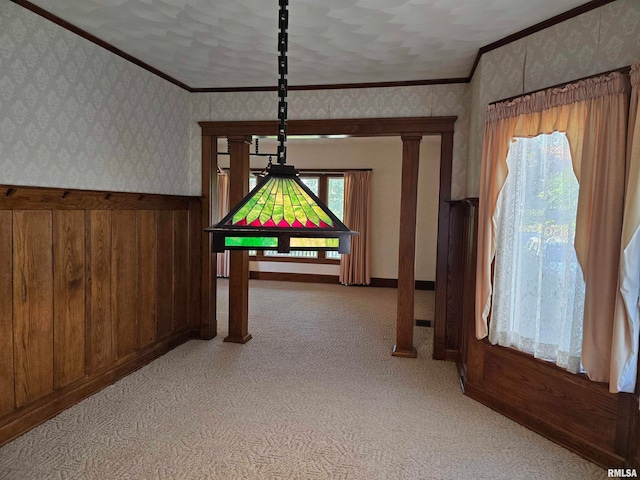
<box><xmin>218</xmin><ymin>136</ymin><xmax>440</xmax><ymax>281</ymax></box>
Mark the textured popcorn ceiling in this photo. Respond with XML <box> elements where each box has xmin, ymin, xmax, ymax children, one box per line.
<box><xmin>28</xmin><ymin>0</ymin><xmax>588</xmax><ymax>89</ymax></box>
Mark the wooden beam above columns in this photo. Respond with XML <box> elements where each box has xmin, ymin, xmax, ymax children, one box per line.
<box><xmin>199</xmin><ymin>117</ymin><xmax>456</xmax><ymax>137</ymax></box>
<box><xmin>199</xmin><ymin>117</ymin><xmax>456</xmax><ymax>357</ymax></box>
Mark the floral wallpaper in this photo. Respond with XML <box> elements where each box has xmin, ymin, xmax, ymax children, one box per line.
<box><xmin>0</xmin><ymin>1</ymin><xmax>191</xmax><ymax>196</ymax></box>
<box><xmin>467</xmin><ymin>0</ymin><xmax>640</xmax><ymax>197</ymax></box>
<box><xmin>466</xmin><ymin>39</ymin><xmax>527</xmax><ymax>198</ymax></box>
<box><xmin>524</xmin><ymin>9</ymin><xmax>600</xmax><ymax>93</ymax></box>
<box><xmin>189</xmin><ymin>84</ymin><xmax>470</xmax><ymax>199</ymax></box>
<box><xmin>3</xmin><ymin>0</ymin><xmax>637</xmax><ymax>200</ymax></box>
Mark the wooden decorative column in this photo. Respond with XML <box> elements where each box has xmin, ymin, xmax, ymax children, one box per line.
<box><xmin>433</xmin><ymin>131</ymin><xmax>454</xmax><ymax>359</ymax></box>
<box><xmin>225</xmin><ymin>136</ymin><xmax>252</xmax><ymax>344</ymax></box>
<box><xmin>393</xmin><ymin>134</ymin><xmax>422</xmax><ymax>358</ymax></box>
<box><xmin>199</xmin><ymin>117</ymin><xmax>456</xmax><ymax>353</ymax></box>
<box><xmin>200</xmin><ymin>135</ymin><xmax>216</xmax><ymax>340</ymax></box>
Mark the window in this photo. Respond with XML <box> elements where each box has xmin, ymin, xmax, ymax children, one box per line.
<box><xmin>249</xmin><ymin>172</ymin><xmax>345</xmax><ymax>262</ymax></box>
<box><xmin>476</xmin><ymin>70</ymin><xmax>631</xmax><ymax>386</ymax></box>
<box><xmin>489</xmin><ymin>132</ymin><xmax>584</xmax><ymax>373</ymax></box>
<box><xmin>326</xmin><ymin>177</ymin><xmax>345</xmax><ymax>259</ymax></box>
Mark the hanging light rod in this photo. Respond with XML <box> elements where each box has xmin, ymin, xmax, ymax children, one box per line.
<box><xmin>217</xmin><ymin>137</ymin><xmax>278</xmax><ymax>157</ymax></box>
<box><xmin>216</xmin><ymin>152</ymin><xmax>277</xmax><ymax>157</ymax></box>
<box><xmin>254</xmin><ymin>135</ymin><xmax>351</xmax><ymax>140</ymax></box>
<box><xmin>216</xmin><ymin>135</ymin><xmax>351</xmax><ymax>157</ymax></box>
<box><xmin>205</xmin><ymin>0</ymin><xmax>358</xmax><ymax>254</ymax></box>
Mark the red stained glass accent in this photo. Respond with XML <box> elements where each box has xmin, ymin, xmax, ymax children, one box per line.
<box><xmin>278</xmin><ymin>219</ymin><xmax>290</xmax><ymax>227</ymax></box>
<box><xmin>292</xmin><ymin>219</ymin><xmax>304</xmax><ymax>228</ymax></box>
<box><xmin>236</xmin><ymin>218</ymin><xmax>247</xmax><ymax>226</ymax></box>
<box><xmin>263</xmin><ymin>219</ymin><xmax>276</xmax><ymax>227</ymax></box>
<box><xmin>250</xmin><ymin>219</ymin><xmax>262</xmax><ymax>227</ymax></box>
<box><xmin>305</xmin><ymin>220</ymin><xmax>318</xmax><ymax>228</ymax></box>
<box><xmin>319</xmin><ymin>220</ymin><xmax>330</xmax><ymax>228</ymax></box>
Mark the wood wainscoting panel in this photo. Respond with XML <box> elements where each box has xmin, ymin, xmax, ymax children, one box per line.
<box><xmin>483</xmin><ymin>346</ymin><xmax>618</xmax><ymax>451</ymax></box>
<box><xmin>137</xmin><ymin>211</ymin><xmax>157</xmax><ymax>349</ymax></box>
<box><xmin>0</xmin><ymin>211</ymin><xmax>14</xmax><ymax>415</ymax></box>
<box><xmin>87</xmin><ymin>211</ymin><xmax>113</xmax><ymax>373</ymax></box>
<box><xmin>111</xmin><ymin>210</ymin><xmax>138</xmax><ymax>359</ymax></box>
<box><xmin>0</xmin><ymin>185</ymin><xmax>190</xmax><ymax>211</ymax></box>
<box><xmin>53</xmin><ymin>210</ymin><xmax>86</xmax><ymax>389</ymax></box>
<box><xmin>0</xmin><ymin>185</ymin><xmax>200</xmax><ymax>447</ymax></box>
<box><xmin>633</xmin><ymin>410</ymin><xmax>640</xmax><ymax>469</ymax></box>
<box><xmin>452</xmin><ymin>198</ymin><xmax>638</xmax><ymax>468</ymax></box>
<box><xmin>173</xmin><ymin>210</ymin><xmax>189</xmax><ymax>332</ymax></box>
<box><xmin>156</xmin><ymin>210</ymin><xmax>174</xmax><ymax>339</ymax></box>
<box><xmin>0</xmin><ymin>330</ymin><xmax>191</xmax><ymax>448</ymax></box>
<box><xmin>616</xmin><ymin>392</ymin><xmax>638</xmax><ymax>462</ymax></box>
<box><xmin>13</xmin><ymin>211</ymin><xmax>54</xmax><ymax>408</ymax></box>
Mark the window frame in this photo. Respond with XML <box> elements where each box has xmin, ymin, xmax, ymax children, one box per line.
<box><xmin>487</xmin><ymin>132</ymin><xmax>584</xmax><ymax>373</ymax></box>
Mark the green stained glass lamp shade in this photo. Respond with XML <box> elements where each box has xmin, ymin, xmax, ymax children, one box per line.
<box><xmin>206</xmin><ymin>164</ymin><xmax>357</xmax><ymax>253</ymax></box>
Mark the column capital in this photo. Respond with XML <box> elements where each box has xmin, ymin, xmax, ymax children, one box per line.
<box><xmin>400</xmin><ymin>133</ymin><xmax>423</xmax><ymax>142</ymax></box>
<box><xmin>227</xmin><ymin>135</ymin><xmax>252</xmax><ymax>144</ymax></box>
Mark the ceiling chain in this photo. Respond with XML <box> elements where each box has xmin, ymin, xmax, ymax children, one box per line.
<box><xmin>277</xmin><ymin>0</ymin><xmax>288</xmax><ymax>165</ymax></box>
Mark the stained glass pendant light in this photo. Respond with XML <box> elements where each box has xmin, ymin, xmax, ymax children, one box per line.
<box><xmin>206</xmin><ymin>0</ymin><xmax>357</xmax><ymax>254</ymax></box>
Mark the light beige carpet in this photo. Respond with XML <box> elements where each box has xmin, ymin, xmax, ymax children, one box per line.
<box><xmin>0</xmin><ymin>280</ymin><xmax>604</xmax><ymax>479</ymax></box>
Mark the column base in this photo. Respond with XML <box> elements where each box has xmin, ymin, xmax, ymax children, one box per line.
<box><xmin>224</xmin><ymin>334</ymin><xmax>252</xmax><ymax>344</ymax></box>
<box><xmin>392</xmin><ymin>345</ymin><xmax>417</xmax><ymax>358</ymax></box>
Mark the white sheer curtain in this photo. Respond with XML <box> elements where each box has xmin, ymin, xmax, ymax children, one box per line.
<box><xmin>489</xmin><ymin>132</ymin><xmax>585</xmax><ymax>373</ymax></box>
<box><xmin>476</xmin><ymin>71</ymin><xmax>630</xmax><ymax>385</ymax></box>
<box><xmin>611</xmin><ymin>62</ymin><xmax>640</xmax><ymax>392</ymax></box>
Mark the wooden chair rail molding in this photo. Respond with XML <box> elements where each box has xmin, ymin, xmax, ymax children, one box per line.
<box><xmin>1</xmin><ymin>184</ymin><xmax>191</xmax><ymax>210</ymax></box>
<box><xmin>449</xmin><ymin>198</ymin><xmax>640</xmax><ymax>469</ymax></box>
<box><xmin>0</xmin><ymin>184</ymin><xmax>202</xmax><ymax>446</ymax></box>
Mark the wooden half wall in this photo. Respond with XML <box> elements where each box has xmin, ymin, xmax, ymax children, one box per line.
<box><xmin>0</xmin><ymin>184</ymin><xmax>202</xmax><ymax>446</ymax></box>
<box><xmin>446</xmin><ymin>198</ymin><xmax>639</xmax><ymax>469</ymax></box>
